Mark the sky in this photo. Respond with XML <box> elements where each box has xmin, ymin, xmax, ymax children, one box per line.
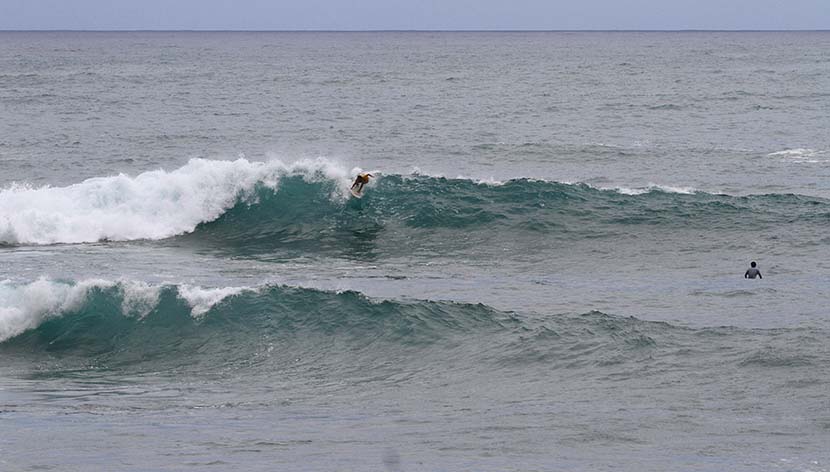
<box><xmin>0</xmin><ymin>0</ymin><xmax>827</xmax><ymax>31</ymax></box>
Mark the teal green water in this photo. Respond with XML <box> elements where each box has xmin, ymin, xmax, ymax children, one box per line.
<box><xmin>3</xmin><ymin>281</ymin><xmax>825</xmax><ymax>375</ymax></box>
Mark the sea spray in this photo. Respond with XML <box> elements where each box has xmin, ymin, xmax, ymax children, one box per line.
<box><xmin>0</xmin><ymin>158</ymin><xmax>355</xmax><ymax>245</ymax></box>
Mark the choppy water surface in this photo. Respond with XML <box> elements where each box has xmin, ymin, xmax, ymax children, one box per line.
<box><xmin>1</xmin><ymin>32</ymin><xmax>829</xmax><ymax>471</ymax></box>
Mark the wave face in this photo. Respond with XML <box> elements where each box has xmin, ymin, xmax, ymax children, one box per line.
<box><xmin>1</xmin><ymin>279</ymin><xmax>826</xmax><ymax>376</ymax></box>
<box><xmin>2</xmin><ymin>158</ymin><xmax>829</xmax><ymax>248</ymax></box>
<box><xmin>187</xmin><ymin>173</ymin><xmax>830</xmax><ymax>259</ymax></box>
<box><xmin>0</xmin><ymin>278</ymin><xmax>512</xmax><ymax>351</ymax></box>
<box><xmin>0</xmin><ymin>279</ymin><xmax>514</xmax><ymax>371</ymax></box>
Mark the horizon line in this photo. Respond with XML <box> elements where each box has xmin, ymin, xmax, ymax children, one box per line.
<box><xmin>1</xmin><ymin>28</ymin><xmax>828</xmax><ymax>33</ymax></box>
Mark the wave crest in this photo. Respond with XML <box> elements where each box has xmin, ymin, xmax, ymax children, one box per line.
<box><xmin>2</xmin><ymin>279</ymin><xmax>826</xmax><ymax>375</ymax></box>
<box><xmin>0</xmin><ymin>278</ymin><xmax>247</xmax><ymax>343</ymax></box>
<box><xmin>3</xmin><ymin>159</ymin><xmax>829</xmax><ymax>249</ymax></box>
<box><xmin>0</xmin><ymin>157</ymin><xmax>352</xmax><ymax>245</ymax></box>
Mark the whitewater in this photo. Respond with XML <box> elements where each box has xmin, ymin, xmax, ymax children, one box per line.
<box><xmin>0</xmin><ymin>158</ymin><xmax>360</xmax><ymax>244</ymax></box>
<box><xmin>1</xmin><ymin>31</ymin><xmax>829</xmax><ymax>472</ymax></box>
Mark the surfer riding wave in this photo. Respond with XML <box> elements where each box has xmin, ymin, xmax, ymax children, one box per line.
<box><xmin>351</xmin><ymin>173</ymin><xmax>373</xmax><ymax>194</ymax></box>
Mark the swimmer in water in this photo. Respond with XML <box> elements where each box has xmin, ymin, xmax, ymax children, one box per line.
<box><xmin>744</xmin><ymin>261</ymin><xmax>762</xmax><ymax>279</ymax></box>
<box><xmin>351</xmin><ymin>173</ymin><xmax>373</xmax><ymax>193</ymax></box>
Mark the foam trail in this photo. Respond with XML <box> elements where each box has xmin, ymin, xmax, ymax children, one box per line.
<box><xmin>613</xmin><ymin>184</ymin><xmax>700</xmax><ymax>195</ymax></box>
<box><xmin>767</xmin><ymin>148</ymin><xmax>821</xmax><ymax>158</ymax></box>
<box><xmin>767</xmin><ymin>148</ymin><xmax>828</xmax><ymax>163</ymax></box>
<box><xmin>0</xmin><ymin>157</ymin><xmax>352</xmax><ymax>245</ymax></box>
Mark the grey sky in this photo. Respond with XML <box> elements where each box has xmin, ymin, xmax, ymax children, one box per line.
<box><xmin>0</xmin><ymin>0</ymin><xmax>827</xmax><ymax>31</ymax></box>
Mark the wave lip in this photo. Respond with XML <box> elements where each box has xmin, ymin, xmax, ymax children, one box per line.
<box><xmin>0</xmin><ymin>278</ymin><xmax>247</xmax><ymax>343</ymax></box>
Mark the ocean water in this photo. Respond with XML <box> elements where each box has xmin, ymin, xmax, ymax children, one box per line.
<box><xmin>1</xmin><ymin>31</ymin><xmax>829</xmax><ymax>471</ymax></box>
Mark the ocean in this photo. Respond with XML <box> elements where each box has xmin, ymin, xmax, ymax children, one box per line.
<box><xmin>1</xmin><ymin>31</ymin><xmax>829</xmax><ymax>471</ymax></box>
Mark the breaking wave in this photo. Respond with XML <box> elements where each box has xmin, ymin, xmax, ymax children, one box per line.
<box><xmin>1</xmin><ymin>279</ymin><xmax>825</xmax><ymax>376</ymax></box>
<box><xmin>0</xmin><ymin>157</ymin><xmax>354</xmax><ymax>245</ymax></box>
<box><xmin>2</xmin><ymin>158</ymin><xmax>828</xmax><ymax>248</ymax></box>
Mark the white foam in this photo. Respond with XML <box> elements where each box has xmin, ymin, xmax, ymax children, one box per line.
<box><xmin>177</xmin><ymin>285</ymin><xmax>246</xmax><ymax>317</ymax></box>
<box><xmin>472</xmin><ymin>176</ymin><xmax>508</xmax><ymax>186</ymax></box>
<box><xmin>0</xmin><ymin>278</ymin><xmax>252</xmax><ymax>342</ymax></box>
<box><xmin>118</xmin><ymin>280</ymin><xmax>162</xmax><ymax>318</ymax></box>
<box><xmin>0</xmin><ymin>278</ymin><xmax>104</xmax><ymax>342</ymax></box>
<box><xmin>406</xmin><ymin>171</ymin><xmax>710</xmax><ymax>195</ymax></box>
<box><xmin>768</xmin><ymin>148</ymin><xmax>821</xmax><ymax>158</ymax></box>
<box><xmin>768</xmin><ymin>148</ymin><xmax>828</xmax><ymax>163</ymax></box>
<box><xmin>613</xmin><ymin>184</ymin><xmax>699</xmax><ymax>195</ymax></box>
<box><xmin>407</xmin><ymin>172</ymin><xmax>700</xmax><ymax>193</ymax></box>
<box><xmin>0</xmin><ymin>157</ymin><xmax>356</xmax><ymax>245</ymax></box>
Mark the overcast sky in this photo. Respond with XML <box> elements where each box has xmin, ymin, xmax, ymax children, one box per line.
<box><xmin>0</xmin><ymin>0</ymin><xmax>827</xmax><ymax>31</ymax></box>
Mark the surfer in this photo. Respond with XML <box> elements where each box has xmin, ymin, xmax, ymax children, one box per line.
<box><xmin>351</xmin><ymin>173</ymin><xmax>373</xmax><ymax>193</ymax></box>
<box><xmin>744</xmin><ymin>261</ymin><xmax>762</xmax><ymax>279</ymax></box>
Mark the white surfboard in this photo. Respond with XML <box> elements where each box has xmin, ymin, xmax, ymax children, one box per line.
<box><xmin>349</xmin><ymin>187</ymin><xmax>363</xmax><ymax>199</ymax></box>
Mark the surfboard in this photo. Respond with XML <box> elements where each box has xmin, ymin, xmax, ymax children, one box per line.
<box><xmin>349</xmin><ymin>187</ymin><xmax>363</xmax><ymax>199</ymax></box>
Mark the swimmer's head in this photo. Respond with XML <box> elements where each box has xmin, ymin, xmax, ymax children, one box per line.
<box><xmin>750</xmin><ymin>261</ymin><xmax>757</xmax><ymax>267</ymax></box>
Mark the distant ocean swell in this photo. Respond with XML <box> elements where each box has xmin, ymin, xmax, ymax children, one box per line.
<box><xmin>1</xmin><ymin>158</ymin><xmax>828</xmax><ymax>247</ymax></box>
<box><xmin>1</xmin><ymin>279</ymin><xmax>825</xmax><ymax>376</ymax></box>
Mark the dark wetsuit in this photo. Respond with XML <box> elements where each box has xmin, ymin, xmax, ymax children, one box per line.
<box><xmin>744</xmin><ymin>267</ymin><xmax>762</xmax><ymax>279</ymax></box>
